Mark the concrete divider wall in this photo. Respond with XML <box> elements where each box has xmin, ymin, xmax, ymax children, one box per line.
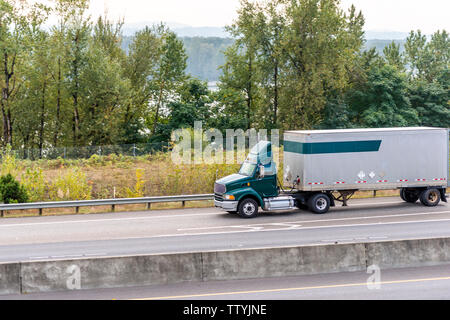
<box><xmin>0</xmin><ymin>263</ymin><xmax>20</xmax><ymax>295</ymax></box>
<box><xmin>366</xmin><ymin>237</ymin><xmax>450</xmax><ymax>269</ymax></box>
<box><xmin>20</xmin><ymin>252</ymin><xmax>203</xmax><ymax>294</ymax></box>
<box><xmin>202</xmin><ymin>243</ymin><xmax>367</xmax><ymax>281</ymax></box>
<box><xmin>1</xmin><ymin>237</ymin><xmax>450</xmax><ymax>295</ymax></box>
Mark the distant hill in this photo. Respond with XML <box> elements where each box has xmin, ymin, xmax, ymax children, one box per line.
<box><xmin>364</xmin><ymin>39</ymin><xmax>406</xmax><ymax>54</ymax></box>
<box><xmin>121</xmin><ymin>21</ymin><xmax>415</xmax><ymax>40</ymax></box>
<box><xmin>120</xmin><ymin>24</ymin><xmax>412</xmax><ymax>82</ymax></box>
<box><xmin>173</xmin><ymin>27</ymin><xmax>228</xmax><ymax>38</ymax></box>
<box><xmin>121</xmin><ymin>22</ymin><xmax>228</xmax><ymax>38</ymax></box>
<box><xmin>121</xmin><ymin>36</ymin><xmax>233</xmax><ymax>81</ymax></box>
<box><xmin>364</xmin><ymin>30</ymin><xmax>410</xmax><ymax>40</ymax></box>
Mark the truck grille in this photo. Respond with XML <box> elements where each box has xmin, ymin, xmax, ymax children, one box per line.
<box><xmin>214</xmin><ymin>183</ymin><xmax>226</xmax><ymax>194</ymax></box>
<box><xmin>214</xmin><ymin>193</ymin><xmax>223</xmax><ymax>201</ymax></box>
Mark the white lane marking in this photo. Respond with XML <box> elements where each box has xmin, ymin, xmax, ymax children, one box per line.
<box><xmin>116</xmin><ymin>217</ymin><xmax>450</xmax><ymax>241</ymax></box>
<box><xmin>178</xmin><ymin>210</ymin><xmax>450</xmax><ymax>232</ymax></box>
<box><xmin>28</xmin><ymin>253</ymin><xmax>106</xmax><ymax>261</ymax></box>
<box><xmin>51</xmin><ymin>254</ymin><xmax>83</xmax><ymax>259</ymax></box>
<box><xmin>84</xmin><ymin>253</ymin><xmax>107</xmax><ymax>256</ymax></box>
<box><xmin>321</xmin><ymin>236</ymin><xmax>388</xmax><ymax>243</ymax></box>
<box><xmin>0</xmin><ymin>212</ymin><xmax>216</xmax><ymax>228</ymax></box>
<box><xmin>230</xmin><ymin>225</ymin><xmax>264</xmax><ymax>231</ymax></box>
<box><xmin>29</xmin><ymin>256</ymin><xmax>49</xmax><ymax>260</ymax></box>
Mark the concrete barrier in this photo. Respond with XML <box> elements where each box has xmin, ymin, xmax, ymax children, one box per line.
<box><xmin>20</xmin><ymin>252</ymin><xmax>203</xmax><ymax>294</ymax></box>
<box><xmin>1</xmin><ymin>237</ymin><xmax>450</xmax><ymax>295</ymax></box>
<box><xmin>202</xmin><ymin>243</ymin><xmax>367</xmax><ymax>281</ymax></box>
<box><xmin>0</xmin><ymin>262</ymin><xmax>21</xmax><ymax>295</ymax></box>
<box><xmin>366</xmin><ymin>237</ymin><xmax>450</xmax><ymax>269</ymax></box>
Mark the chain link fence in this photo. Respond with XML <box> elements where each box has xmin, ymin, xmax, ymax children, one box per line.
<box><xmin>12</xmin><ymin>142</ymin><xmax>172</xmax><ymax>160</ymax></box>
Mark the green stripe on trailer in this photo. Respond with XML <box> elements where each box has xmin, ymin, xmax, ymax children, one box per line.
<box><xmin>284</xmin><ymin>140</ymin><xmax>382</xmax><ymax>154</ymax></box>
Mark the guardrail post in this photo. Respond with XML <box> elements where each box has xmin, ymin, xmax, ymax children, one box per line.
<box><xmin>111</xmin><ymin>204</ymin><xmax>115</xmax><ymax>212</ymax></box>
<box><xmin>146</xmin><ymin>203</ymin><xmax>151</xmax><ymax>210</ymax></box>
<box><xmin>75</xmin><ymin>207</ymin><xmax>79</xmax><ymax>214</ymax></box>
<box><xmin>1</xmin><ymin>210</ymin><xmax>3</xmax><ymax>217</ymax></box>
<box><xmin>182</xmin><ymin>200</ymin><xmax>186</xmax><ymax>208</ymax></box>
<box><xmin>38</xmin><ymin>208</ymin><xmax>43</xmax><ymax>216</ymax></box>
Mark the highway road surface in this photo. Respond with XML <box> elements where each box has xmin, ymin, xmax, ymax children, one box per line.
<box><xmin>2</xmin><ymin>264</ymin><xmax>450</xmax><ymax>300</ymax></box>
<box><xmin>0</xmin><ymin>196</ymin><xmax>449</xmax><ymax>263</ymax></box>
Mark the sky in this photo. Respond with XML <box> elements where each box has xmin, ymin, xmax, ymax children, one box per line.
<box><xmin>35</xmin><ymin>0</ymin><xmax>450</xmax><ymax>34</ymax></box>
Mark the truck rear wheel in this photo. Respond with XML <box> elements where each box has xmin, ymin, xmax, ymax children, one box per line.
<box><xmin>308</xmin><ymin>193</ymin><xmax>330</xmax><ymax>214</ymax></box>
<box><xmin>419</xmin><ymin>188</ymin><xmax>441</xmax><ymax>207</ymax></box>
<box><xmin>400</xmin><ymin>188</ymin><xmax>419</xmax><ymax>203</ymax></box>
<box><xmin>237</xmin><ymin>198</ymin><xmax>259</xmax><ymax>218</ymax></box>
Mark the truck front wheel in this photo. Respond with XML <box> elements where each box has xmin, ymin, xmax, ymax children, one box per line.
<box><xmin>237</xmin><ymin>198</ymin><xmax>259</xmax><ymax>218</ymax></box>
<box><xmin>308</xmin><ymin>193</ymin><xmax>331</xmax><ymax>214</ymax></box>
<box><xmin>419</xmin><ymin>188</ymin><xmax>441</xmax><ymax>207</ymax></box>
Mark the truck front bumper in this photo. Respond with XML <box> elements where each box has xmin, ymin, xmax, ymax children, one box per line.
<box><xmin>214</xmin><ymin>199</ymin><xmax>239</xmax><ymax>211</ymax></box>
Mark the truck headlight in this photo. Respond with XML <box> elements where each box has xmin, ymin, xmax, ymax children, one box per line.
<box><xmin>224</xmin><ymin>194</ymin><xmax>235</xmax><ymax>200</ymax></box>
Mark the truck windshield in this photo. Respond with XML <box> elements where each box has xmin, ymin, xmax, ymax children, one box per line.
<box><xmin>239</xmin><ymin>161</ymin><xmax>256</xmax><ymax>176</ymax></box>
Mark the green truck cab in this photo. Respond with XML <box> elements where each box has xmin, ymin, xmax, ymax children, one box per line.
<box><xmin>214</xmin><ymin>141</ymin><xmax>294</xmax><ymax>218</ymax></box>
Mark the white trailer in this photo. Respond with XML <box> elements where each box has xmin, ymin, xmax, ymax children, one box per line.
<box><xmin>283</xmin><ymin>127</ymin><xmax>449</xmax><ymax>212</ymax></box>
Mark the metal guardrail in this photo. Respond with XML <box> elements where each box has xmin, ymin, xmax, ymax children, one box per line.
<box><xmin>0</xmin><ymin>194</ymin><xmax>215</xmax><ymax>217</ymax></box>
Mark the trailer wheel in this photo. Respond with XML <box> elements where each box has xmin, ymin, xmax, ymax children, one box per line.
<box><xmin>419</xmin><ymin>189</ymin><xmax>441</xmax><ymax>207</ymax></box>
<box><xmin>400</xmin><ymin>188</ymin><xmax>419</xmax><ymax>203</ymax></box>
<box><xmin>237</xmin><ymin>198</ymin><xmax>259</xmax><ymax>218</ymax></box>
<box><xmin>308</xmin><ymin>193</ymin><xmax>330</xmax><ymax>214</ymax></box>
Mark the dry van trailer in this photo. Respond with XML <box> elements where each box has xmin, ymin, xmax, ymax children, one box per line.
<box><xmin>283</xmin><ymin>127</ymin><xmax>449</xmax><ymax>211</ymax></box>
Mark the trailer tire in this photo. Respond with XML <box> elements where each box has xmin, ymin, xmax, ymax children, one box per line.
<box><xmin>308</xmin><ymin>193</ymin><xmax>330</xmax><ymax>214</ymax></box>
<box><xmin>400</xmin><ymin>188</ymin><xmax>419</xmax><ymax>203</ymax></box>
<box><xmin>419</xmin><ymin>188</ymin><xmax>441</xmax><ymax>207</ymax></box>
<box><xmin>237</xmin><ymin>198</ymin><xmax>259</xmax><ymax>218</ymax></box>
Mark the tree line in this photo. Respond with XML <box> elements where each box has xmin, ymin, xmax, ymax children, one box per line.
<box><xmin>217</xmin><ymin>0</ymin><xmax>449</xmax><ymax>132</ymax></box>
<box><xmin>0</xmin><ymin>0</ymin><xmax>448</xmax><ymax>157</ymax></box>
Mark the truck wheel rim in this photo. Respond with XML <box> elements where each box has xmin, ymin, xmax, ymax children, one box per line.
<box><xmin>243</xmin><ymin>202</ymin><xmax>255</xmax><ymax>215</ymax></box>
<box><xmin>428</xmin><ymin>191</ymin><xmax>438</xmax><ymax>202</ymax></box>
<box><xmin>316</xmin><ymin>198</ymin><xmax>327</xmax><ymax>210</ymax></box>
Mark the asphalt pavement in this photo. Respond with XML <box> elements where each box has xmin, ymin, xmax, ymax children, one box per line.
<box><xmin>2</xmin><ymin>264</ymin><xmax>449</xmax><ymax>300</ymax></box>
<box><xmin>0</xmin><ymin>196</ymin><xmax>449</xmax><ymax>263</ymax></box>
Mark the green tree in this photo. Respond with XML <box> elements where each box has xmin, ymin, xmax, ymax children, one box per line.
<box><xmin>219</xmin><ymin>0</ymin><xmax>365</xmax><ymax>131</ymax></box>
<box><xmin>0</xmin><ymin>173</ymin><xmax>29</xmax><ymax>204</ymax></box>
<box><xmin>64</xmin><ymin>0</ymin><xmax>91</xmax><ymax>146</ymax></box>
<box><xmin>15</xmin><ymin>29</ymin><xmax>53</xmax><ymax>157</ymax></box>
<box><xmin>125</xmin><ymin>25</ymin><xmax>188</xmax><ymax>143</ymax></box>
<box><xmin>348</xmin><ymin>64</ymin><xmax>419</xmax><ymax>127</ymax></box>
<box><xmin>122</xmin><ymin>26</ymin><xmax>161</xmax><ymax>144</ymax></box>
<box><xmin>279</xmin><ymin>0</ymin><xmax>364</xmax><ymax>129</ymax></box>
<box><xmin>383</xmin><ymin>41</ymin><xmax>405</xmax><ymax>71</ymax></box>
<box><xmin>149</xmin><ymin>26</ymin><xmax>188</xmax><ymax>135</ymax></box>
<box><xmin>0</xmin><ymin>0</ymin><xmax>49</xmax><ymax>146</ymax></box>
<box><xmin>155</xmin><ymin>79</ymin><xmax>213</xmax><ymax>142</ymax></box>
<box><xmin>404</xmin><ymin>30</ymin><xmax>449</xmax><ymax>82</ymax></box>
<box><xmin>218</xmin><ymin>43</ymin><xmax>261</xmax><ymax>130</ymax></box>
<box><xmin>408</xmin><ymin>76</ymin><xmax>450</xmax><ymax>128</ymax></box>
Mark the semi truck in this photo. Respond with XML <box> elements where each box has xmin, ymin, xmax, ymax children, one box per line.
<box><xmin>214</xmin><ymin>127</ymin><xmax>449</xmax><ymax>218</ymax></box>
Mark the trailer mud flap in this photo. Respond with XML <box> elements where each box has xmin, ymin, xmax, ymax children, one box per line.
<box><xmin>439</xmin><ymin>188</ymin><xmax>447</xmax><ymax>202</ymax></box>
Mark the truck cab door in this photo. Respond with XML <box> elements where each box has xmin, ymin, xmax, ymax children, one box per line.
<box><xmin>252</xmin><ymin>163</ymin><xmax>278</xmax><ymax>198</ymax></box>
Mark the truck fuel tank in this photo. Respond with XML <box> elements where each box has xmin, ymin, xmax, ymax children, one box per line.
<box><xmin>263</xmin><ymin>196</ymin><xmax>295</xmax><ymax>211</ymax></box>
